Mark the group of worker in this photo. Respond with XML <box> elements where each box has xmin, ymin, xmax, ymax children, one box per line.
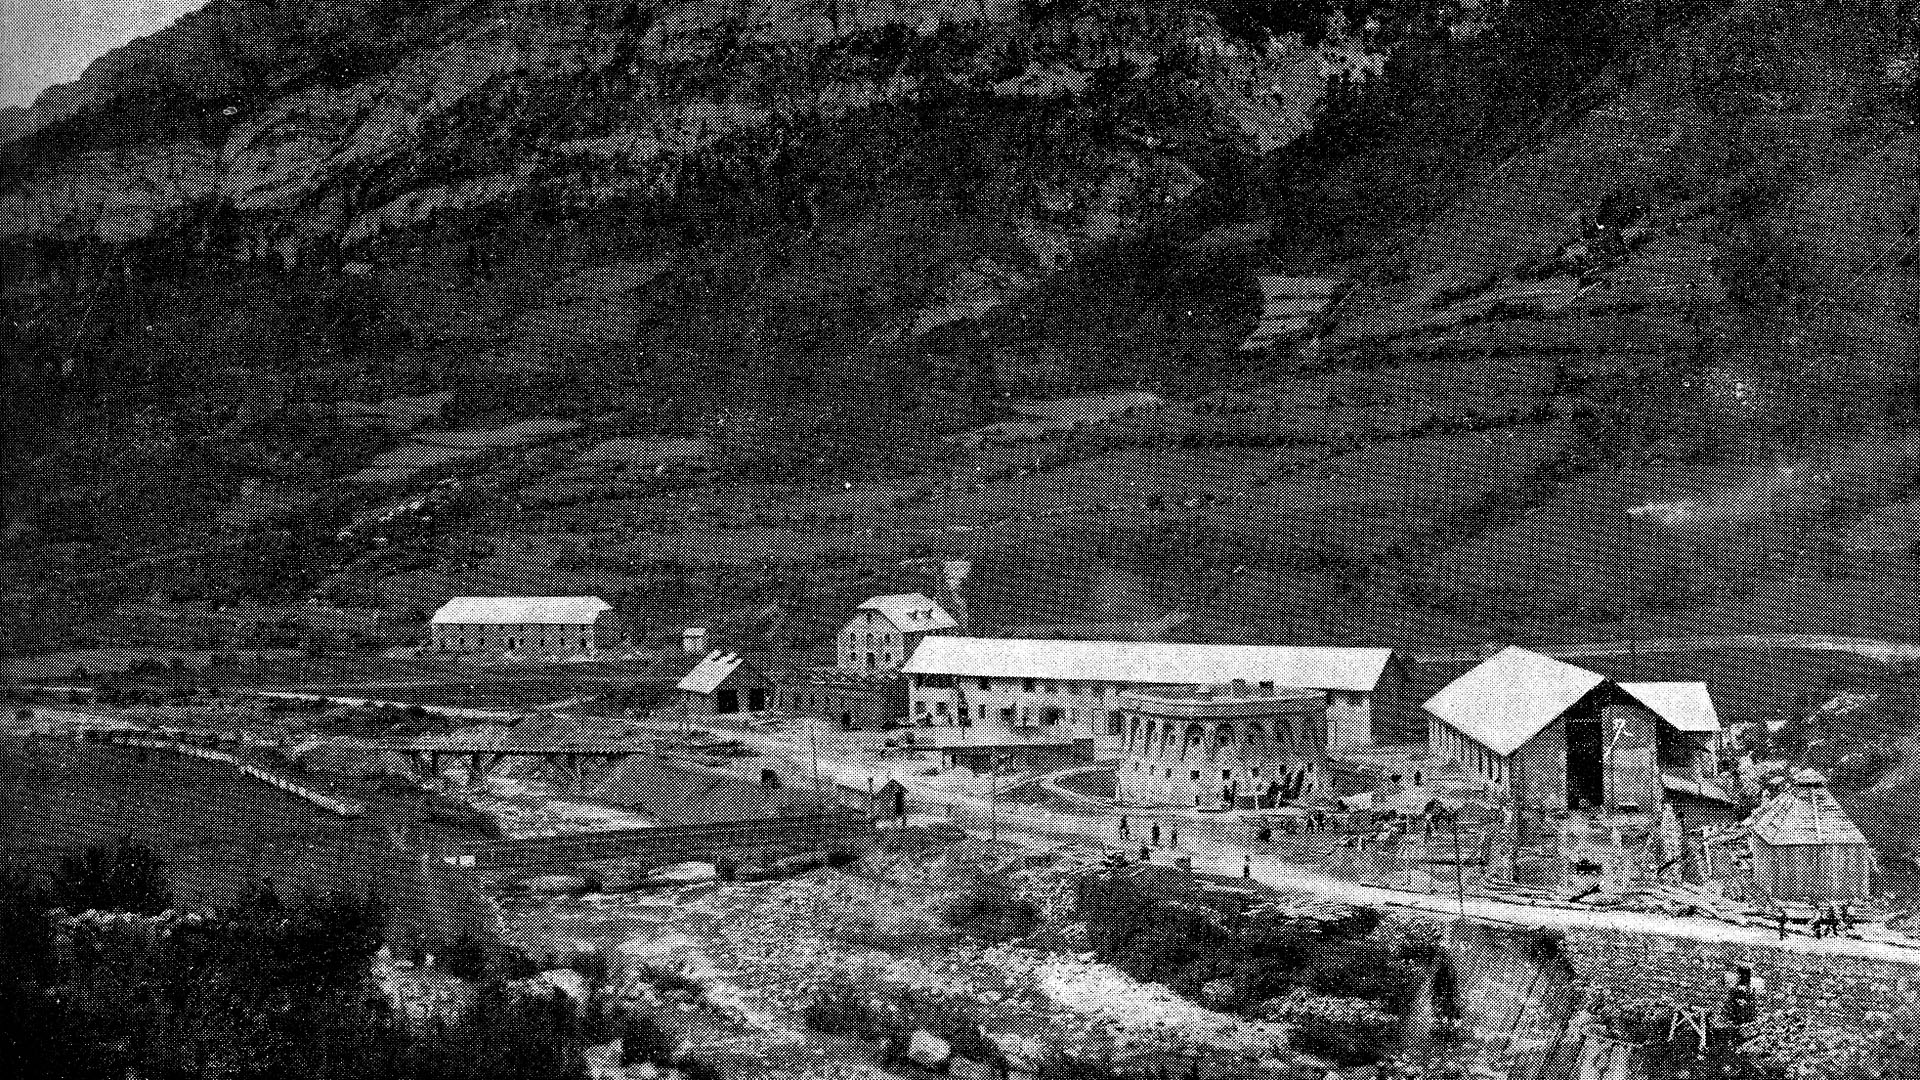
<box><xmin>1117</xmin><ymin>815</ymin><xmax>1179</xmax><ymax>851</ymax></box>
<box><xmin>1774</xmin><ymin>902</ymin><xmax>1857</xmax><ymax>939</ymax></box>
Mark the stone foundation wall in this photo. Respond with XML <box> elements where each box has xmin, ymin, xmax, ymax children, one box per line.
<box><xmin>1429</xmin><ymin>915</ymin><xmax>1920</xmax><ymax>1071</ymax></box>
<box><xmin>1558</xmin><ymin>926</ymin><xmax>1920</xmax><ymax>1032</ymax></box>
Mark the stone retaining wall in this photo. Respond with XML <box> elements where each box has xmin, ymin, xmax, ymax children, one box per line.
<box><xmin>1558</xmin><ymin>925</ymin><xmax>1920</xmax><ymax>1032</ymax></box>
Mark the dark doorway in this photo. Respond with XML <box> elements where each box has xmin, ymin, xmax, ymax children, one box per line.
<box><xmin>1566</xmin><ymin>718</ymin><xmax>1603</xmax><ymax>809</ymax></box>
<box><xmin>748</xmin><ymin>687</ymin><xmax>767</xmax><ymax>711</ymax></box>
<box><xmin>717</xmin><ymin>687</ymin><xmax>739</xmax><ymax>714</ymax></box>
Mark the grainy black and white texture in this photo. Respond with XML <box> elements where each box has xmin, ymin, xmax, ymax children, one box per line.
<box><xmin>2</xmin><ymin>0</ymin><xmax>1918</xmax><ymax>1077</ymax></box>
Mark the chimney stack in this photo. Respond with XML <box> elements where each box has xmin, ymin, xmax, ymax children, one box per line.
<box><xmin>682</xmin><ymin>627</ymin><xmax>709</xmax><ymax>654</ymax></box>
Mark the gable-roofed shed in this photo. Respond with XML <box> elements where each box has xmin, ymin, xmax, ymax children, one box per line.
<box><xmin>675</xmin><ymin>651</ymin><xmax>772</xmax><ymax>716</ymax></box>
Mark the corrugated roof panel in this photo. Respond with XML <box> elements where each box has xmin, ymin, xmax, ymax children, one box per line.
<box><xmin>1423</xmin><ymin>646</ymin><xmax>1608</xmax><ymax>757</ymax></box>
<box><xmin>431</xmin><ymin>596</ymin><xmax>611</xmax><ymax>625</ymax></box>
<box><xmin>902</xmin><ymin>637</ymin><xmax>1394</xmax><ymax>693</ymax></box>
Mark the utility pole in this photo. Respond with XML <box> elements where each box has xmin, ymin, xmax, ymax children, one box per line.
<box><xmin>809</xmin><ymin>711</ymin><xmax>824</xmax><ymax>813</ymax></box>
<box><xmin>1451</xmin><ymin>815</ymin><xmax>1466</xmax><ymax>922</ymax></box>
<box><xmin>989</xmin><ymin>752</ymin><xmax>999</xmax><ymax>843</ymax></box>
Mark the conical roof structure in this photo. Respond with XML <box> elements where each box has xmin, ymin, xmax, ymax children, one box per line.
<box><xmin>1747</xmin><ymin>771</ymin><xmax>1869</xmax><ymax>847</ymax></box>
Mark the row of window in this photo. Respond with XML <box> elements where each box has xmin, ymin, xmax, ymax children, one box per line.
<box><xmin>916</xmin><ymin>676</ymin><xmax>1367</xmax><ymax>705</ymax></box>
<box><xmin>439</xmin><ymin>635</ymin><xmax>591</xmax><ymax>650</ymax></box>
<box><xmin>1434</xmin><ymin>722</ymin><xmax>1505</xmax><ymax>785</ymax></box>
<box><xmin>1127</xmin><ymin>761</ymin><xmax>1271</xmax><ymax>781</ymax></box>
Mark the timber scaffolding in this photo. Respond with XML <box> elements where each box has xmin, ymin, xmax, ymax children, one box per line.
<box><xmin>439</xmin><ymin>811</ymin><xmax>875</xmax><ymax>871</ymax></box>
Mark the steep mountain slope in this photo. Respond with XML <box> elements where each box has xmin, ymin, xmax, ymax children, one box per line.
<box><xmin>1</xmin><ymin>0</ymin><xmax>1915</xmax><ymax>656</ymax></box>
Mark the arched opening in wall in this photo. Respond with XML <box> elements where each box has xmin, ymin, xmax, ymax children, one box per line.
<box><xmin>1184</xmin><ymin>723</ymin><xmax>1205</xmax><ymax>759</ymax></box>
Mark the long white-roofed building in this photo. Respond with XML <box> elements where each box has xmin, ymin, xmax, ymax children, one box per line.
<box><xmin>900</xmin><ymin>636</ymin><xmax>1402</xmax><ymax>755</ymax></box>
<box><xmin>428</xmin><ymin>596</ymin><xmax>619</xmax><ymax>656</ymax></box>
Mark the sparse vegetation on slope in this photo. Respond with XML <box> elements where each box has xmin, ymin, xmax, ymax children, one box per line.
<box><xmin>0</xmin><ymin>0</ymin><xmax>1914</xmax><ymax>662</ymax></box>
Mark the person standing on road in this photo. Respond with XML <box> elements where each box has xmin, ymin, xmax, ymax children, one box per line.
<box><xmin>1243</xmin><ymin>855</ymin><xmax>1252</xmax><ymax>879</ymax></box>
<box><xmin>1170</xmin><ymin>826</ymin><xmax>1180</xmax><ymax>849</ymax></box>
<box><xmin>1119</xmin><ymin>815</ymin><xmax>1131</xmax><ymax>840</ymax></box>
<box><xmin>1776</xmin><ymin>910</ymin><xmax>1789</xmax><ymax>940</ymax></box>
<box><xmin>1151</xmin><ymin>822</ymin><xmax>1161</xmax><ymax>846</ymax></box>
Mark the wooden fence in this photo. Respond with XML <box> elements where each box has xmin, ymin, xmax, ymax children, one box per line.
<box><xmin>445</xmin><ymin>812</ymin><xmax>874</xmax><ymax>870</ymax></box>
<box><xmin>78</xmin><ymin>730</ymin><xmax>367</xmax><ymax>818</ymax></box>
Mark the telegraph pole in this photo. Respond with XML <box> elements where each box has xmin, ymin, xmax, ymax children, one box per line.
<box><xmin>809</xmin><ymin>712</ymin><xmax>824</xmax><ymax>812</ymax></box>
<box><xmin>989</xmin><ymin>752</ymin><xmax>1000</xmax><ymax>843</ymax></box>
<box><xmin>1451</xmin><ymin>814</ymin><xmax>1466</xmax><ymax>921</ymax></box>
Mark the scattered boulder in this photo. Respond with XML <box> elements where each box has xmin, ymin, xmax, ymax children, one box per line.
<box><xmin>735</xmin><ymin>864</ymin><xmax>778</xmax><ymax>882</ymax></box>
<box><xmin>1200</xmin><ymin>977</ymin><xmax>1244</xmax><ymax>1009</ymax></box>
<box><xmin>988</xmin><ymin>1033</ymin><xmax>1044</xmax><ymax>1071</ymax></box>
<box><xmin>522</xmin><ymin>874</ymin><xmax>593</xmax><ymax>895</ymax></box>
<box><xmin>582</xmin><ymin>1039</ymin><xmax>624</xmax><ymax>1079</ymax></box>
<box><xmin>907</xmin><ymin>1030</ymin><xmax>953</xmax><ymax>1070</ymax></box>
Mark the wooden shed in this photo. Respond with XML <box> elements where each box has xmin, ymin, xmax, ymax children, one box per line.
<box><xmin>1747</xmin><ymin>770</ymin><xmax>1875</xmax><ymax>903</ymax></box>
<box><xmin>675</xmin><ymin>650</ymin><xmax>772</xmax><ymax>716</ymax></box>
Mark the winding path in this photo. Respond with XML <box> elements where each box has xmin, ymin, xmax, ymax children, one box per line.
<box><xmin>1408</xmin><ymin>633</ymin><xmax>1920</xmax><ymax>666</ymax></box>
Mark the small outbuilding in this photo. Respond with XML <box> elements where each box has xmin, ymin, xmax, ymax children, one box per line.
<box><xmin>675</xmin><ymin>650</ymin><xmax>773</xmax><ymax>716</ymax></box>
<box><xmin>1747</xmin><ymin>770</ymin><xmax>1875</xmax><ymax>903</ymax></box>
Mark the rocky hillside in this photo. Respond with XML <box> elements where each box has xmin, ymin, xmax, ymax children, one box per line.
<box><xmin>1</xmin><ymin>0</ymin><xmax>1916</xmax><ymax>656</ymax></box>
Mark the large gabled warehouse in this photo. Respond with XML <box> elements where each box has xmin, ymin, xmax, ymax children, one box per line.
<box><xmin>428</xmin><ymin>596</ymin><xmax>619</xmax><ymax>655</ymax></box>
<box><xmin>1423</xmin><ymin>646</ymin><xmax>1729</xmax><ymax>815</ymax></box>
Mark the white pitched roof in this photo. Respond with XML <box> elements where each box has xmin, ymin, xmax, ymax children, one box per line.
<box><xmin>677</xmin><ymin>651</ymin><xmax>744</xmax><ymax>694</ymax></box>
<box><xmin>859</xmin><ymin>593</ymin><xmax>958</xmax><ymax>632</ymax></box>
<box><xmin>431</xmin><ymin>596</ymin><xmax>611</xmax><ymax>625</ymax></box>
<box><xmin>902</xmin><ymin>637</ymin><xmax>1394</xmax><ymax>693</ymax></box>
<box><xmin>1621</xmin><ymin>681</ymin><xmax>1720</xmax><ymax>733</ymax></box>
<box><xmin>1424</xmin><ymin>646</ymin><xmax>1608</xmax><ymax>757</ymax></box>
